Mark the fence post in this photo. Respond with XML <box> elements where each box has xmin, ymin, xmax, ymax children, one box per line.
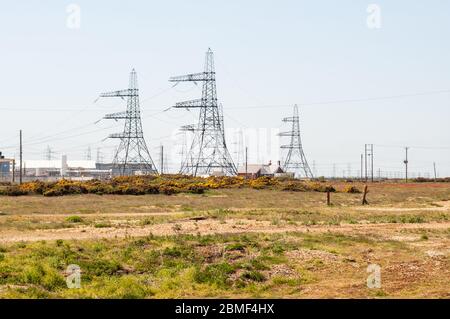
<box><xmin>362</xmin><ymin>185</ymin><xmax>369</xmax><ymax>205</ymax></box>
<box><xmin>327</xmin><ymin>190</ymin><xmax>331</xmax><ymax>206</ymax></box>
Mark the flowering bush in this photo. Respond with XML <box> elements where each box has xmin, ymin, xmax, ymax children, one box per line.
<box><xmin>343</xmin><ymin>185</ymin><xmax>361</xmax><ymax>194</ymax></box>
<box><xmin>0</xmin><ymin>175</ymin><xmax>346</xmax><ymax>197</ymax></box>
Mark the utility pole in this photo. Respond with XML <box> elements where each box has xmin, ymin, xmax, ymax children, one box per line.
<box><xmin>365</xmin><ymin>145</ymin><xmax>368</xmax><ymax>182</ymax></box>
<box><xmin>360</xmin><ymin>154</ymin><xmax>363</xmax><ymax>181</ymax></box>
<box><xmin>364</xmin><ymin>144</ymin><xmax>374</xmax><ymax>182</ymax></box>
<box><xmin>371</xmin><ymin>145</ymin><xmax>374</xmax><ymax>183</ymax></box>
<box><xmin>404</xmin><ymin>147</ymin><xmax>409</xmax><ymax>183</ymax></box>
<box><xmin>160</xmin><ymin>145</ymin><xmax>164</xmax><ymax>175</ymax></box>
<box><xmin>245</xmin><ymin>146</ymin><xmax>248</xmax><ymax>179</ymax></box>
<box><xmin>12</xmin><ymin>159</ymin><xmax>15</xmax><ymax>183</ymax></box>
<box><xmin>19</xmin><ymin>130</ymin><xmax>23</xmax><ymax>184</ymax></box>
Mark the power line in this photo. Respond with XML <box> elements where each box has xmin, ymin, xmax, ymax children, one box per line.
<box><xmin>226</xmin><ymin>89</ymin><xmax>450</xmax><ymax>110</ymax></box>
<box><xmin>375</xmin><ymin>144</ymin><xmax>450</xmax><ymax>150</ymax></box>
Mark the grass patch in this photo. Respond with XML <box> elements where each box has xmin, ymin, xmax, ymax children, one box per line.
<box><xmin>66</xmin><ymin>216</ymin><xmax>83</xmax><ymax>223</ymax></box>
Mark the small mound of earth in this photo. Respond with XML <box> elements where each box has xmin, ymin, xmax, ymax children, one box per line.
<box><xmin>265</xmin><ymin>264</ymin><xmax>297</xmax><ymax>278</ymax></box>
<box><xmin>194</xmin><ymin>244</ymin><xmax>224</xmax><ymax>262</ymax></box>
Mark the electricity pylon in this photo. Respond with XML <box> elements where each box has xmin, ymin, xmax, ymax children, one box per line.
<box><xmin>233</xmin><ymin>128</ymin><xmax>244</xmax><ymax>169</ymax></box>
<box><xmin>44</xmin><ymin>146</ymin><xmax>54</xmax><ymax>161</ymax></box>
<box><xmin>170</xmin><ymin>49</ymin><xmax>237</xmax><ymax>176</ymax></box>
<box><xmin>100</xmin><ymin>69</ymin><xmax>157</xmax><ymax>176</ymax></box>
<box><xmin>279</xmin><ymin>104</ymin><xmax>313</xmax><ymax>178</ymax></box>
<box><xmin>85</xmin><ymin>146</ymin><xmax>92</xmax><ymax>161</ymax></box>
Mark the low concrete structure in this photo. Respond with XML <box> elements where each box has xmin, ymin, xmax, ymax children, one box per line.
<box><xmin>237</xmin><ymin>161</ymin><xmax>289</xmax><ymax>179</ymax></box>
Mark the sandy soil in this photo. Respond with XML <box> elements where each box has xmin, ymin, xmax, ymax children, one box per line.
<box><xmin>1</xmin><ymin>217</ymin><xmax>449</xmax><ymax>244</ymax></box>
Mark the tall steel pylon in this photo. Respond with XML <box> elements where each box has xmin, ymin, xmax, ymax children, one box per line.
<box><xmin>169</xmin><ymin>49</ymin><xmax>237</xmax><ymax>176</ymax></box>
<box><xmin>100</xmin><ymin>69</ymin><xmax>157</xmax><ymax>176</ymax></box>
<box><xmin>233</xmin><ymin>128</ymin><xmax>244</xmax><ymax>169</ymax></box>
<box><xmin>279</xmin><ymin>104</ymin><xmax>313</xmax><ymax>178</ymax></box>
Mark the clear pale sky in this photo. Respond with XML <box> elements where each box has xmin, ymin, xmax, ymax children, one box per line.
<box><xmin>0</xmin><ymin>0</ymin><xmax>449</xmax><ymax>177</ymax></box>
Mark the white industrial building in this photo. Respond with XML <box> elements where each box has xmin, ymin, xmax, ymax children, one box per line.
<box><xmin>23</xmin><ymin>155</ymin><xmax>110</xmax><ymax>180</ymax></box>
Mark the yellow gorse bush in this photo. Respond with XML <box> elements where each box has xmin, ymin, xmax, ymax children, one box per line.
<box><xmin>0</xmin><ymin>175</ymin><xmax>344</xmax><ymax>197</ymax></box>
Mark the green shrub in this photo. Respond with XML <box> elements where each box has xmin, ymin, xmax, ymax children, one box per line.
<box><xmin>225</xmin><ymin>243</ymin><xmax>245</xmax><ymax>251</ymax></box>
<box><xmin>43</xmin><ymin>189</ymin><xmax>63</xmax><ymax>197</ymax></box>
<box><xmin>194</xmin><ymin>263</ymin><xmax>235</xmax><ymax>287</ymax></box>
<box><xmin>82</xmin><ymin>259</ymin><xmax>122</xmax><ymax>277</ymax></box>
<box><xmin>241</xmin><ymin>270</ymin><xmax>266</xmax><ymax>282</ymax></box>
<box><xmin>0</xmin><ymin>186</ymin><xmax>28</xmax><ymax>196</ymax></box>
<box><xmin>281</xmin><ymin>182</ymin><xmax>308</xmax><ymax>192</ymax></box>
<box><xmin>66</xmin><ymin>216</ymin><xmax>83</xmax><ymax>223</ymax></box>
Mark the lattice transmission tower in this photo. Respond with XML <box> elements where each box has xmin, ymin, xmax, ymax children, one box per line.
<box><xmin>169</xmin><ymin>49</ymin><xmax>237</xmax><ymax>176</ymax></box>
<box><xmin>279</xmin><ymin>104</ymin><xmax>313</xmax><ymax>178</ymax></box>
<box><xmin>100</xmin><ymin>69</ymin><xmax>157</xmax><ymax>176</ymax></box>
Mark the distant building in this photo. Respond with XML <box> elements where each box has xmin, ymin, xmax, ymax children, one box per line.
<box><xmin>237</xmin><ymin>161</ymin><xmax>290</xmax><ymax>179</ymax></box>
<box><xmin>0</xmin><ymin>159</ymin><xmax>11</xmax><ymax>177</ymax></box>
<box><xmin>23</xmin><ymin>156</ymin><xmax>110</xmax><ymax>180</ymax></box>
<box><xmin>0</xmin><ymin>152</ymin><xmax>14</xmax><ymax>181</ymax></box>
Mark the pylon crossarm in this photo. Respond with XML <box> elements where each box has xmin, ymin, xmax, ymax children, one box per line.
<box><xmin>180</xmin><ymin>124</ymin><xmax>196</xmax><ymax>131</ymax></box>
<box><xmin>169</xmin><ymin>72</ymin><xmax>212</xmax><ymax>82</ymax></box>
<box><xmin>278</xmin><ymin>132</ymin><xmax>294</xmax><ymax>137</ymax></box>
<box><xmin>282</xmin><ymin>116</ymin><xmax>298</xmax><ymax>122</ymax></box>
<box><xmin>108</xmin><ymin>133</ymin><xmax>126</xmax><ymax>139</ymax></box>
<box><xmin>173</xmin><ymin>99</ymin><xmax>204</xmax><ymax>109</ymax></box>
<box><xmin>100</xmin><ymin>89</ymin><xmax>134</xmax><ymax>98</ymax></box>
<box><xmin>110</xmin><ymin>134</ymin><xmax>144</xmax><ymax>139</ymax></box>
<box><xmin>104</xmin><ymin>111</ymin><xmax>128</xmax><ymax>120</ymax></box>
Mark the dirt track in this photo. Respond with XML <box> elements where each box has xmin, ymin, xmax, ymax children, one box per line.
<box><xmin>1</xmin><ymin>218</ymin><xmax>449</xmax><ymax>243</ymax></box>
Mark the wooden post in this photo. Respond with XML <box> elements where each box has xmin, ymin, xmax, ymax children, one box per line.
<box><xmin>362</xmin><ymin>185</ymin><xmax>369</xmax><ymax>205</ymax></box>
<box><xmin>12</xmin><ymin>159</ymin><xmax>15</xmax><ymax>183</ymax></box>
<box><xmin>327</xmin><ymin>190</ymin><xmax>331</xmax><ymax>206</ymax></box>
<box><xmin>19</xmin><ymin>130</ymin><xmax>23</xmax><ymax>185</ymax></box>
<box><xmin>245</xmin><ymin>147</ymin><xmax>248</xmax><ymax>179</ymax></box>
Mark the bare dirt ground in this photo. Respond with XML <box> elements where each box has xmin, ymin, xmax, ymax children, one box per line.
<box><xmin>0</xmin><ymin>184</ymin><xmax>449</xmax><ymax>298</ymax></box>
<box><xmin>1</xmin><ymin>185</ymin><xmax>450</xmax><ymax>243</ymax></box>
<box><xmin>0</xmin><ymin>217</ymin><xmax>449</xmax><ymax>243</ymax></box>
